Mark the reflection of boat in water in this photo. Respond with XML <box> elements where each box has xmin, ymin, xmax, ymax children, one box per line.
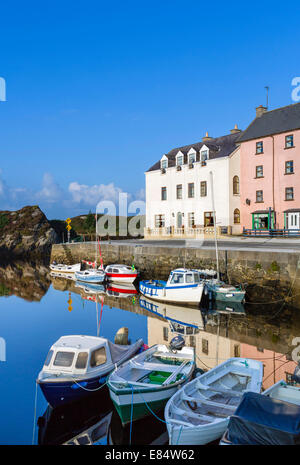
<box><xmin>207</xmin><ymin>300</ymin><xmax>246</xmax><ymax>315</ymax></box>
<box><xmin>106</xmin><ymin>283</ymin><xmax>138</xmax><ymax>298</ymax></box>
<box><xmin>50</xmin><ymin>263</ymin><xmax>81</xmax><ymax>273</ymax></box>
<box><xmin>108</xmin><ymin>409</ymin><xmax>168</xmax><ymax>445</ymax></box>
<box><xmin>75</xmin><ymin>281</ymin><xmax>106</xmax><ymax>295</ymax></box>
<box><xmin>139</xmin><ymin>296</ymin><xmax>204</xmax><ymax>331</ymax></box>
<box><xmin>50</xmin><ymin>271</ymin><xmax>76</xmax><ymax>281</ymax></box>
<box><xmin>37</xmin><ymin>388</ymin><xmax>113</xmax><ymax>445</ymax></box>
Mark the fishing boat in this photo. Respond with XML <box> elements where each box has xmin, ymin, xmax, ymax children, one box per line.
<box><xmin>107</xmin><ymin>339</ymin><xmax>195</xmax><ymax>425</ymax></box>
<box><xmin>164</xmin><ymin>357</ymin><xmax>263</xmax><ymax>445</ymax></box>
<box><xmin>104</xmin><ymin>264</ymin><xmax>138</xmax><ymax>284</ymax></box>
<box><xmin>204</xmin><ymin>279</ymin><xmax>246</xmax><ymax>303</ymax></box>
<box><xmin>106</xmin><ymin>283</ymin><xmax>138</xmax><ymax>298</ymax></box>
<box><xmin>50</xmin><ymin>262</ymin><xmax>81</xmax><ymax>273</ymax></box>
<box><xmin>220</xmin><ymin>380</ymin><xmax>300</xmax><ymax>445</ymax></box>
<box><xmin>75</xmin><ymin>269</ymin><xmax>106</xmax><ymax>284</ymax></box>
<box><xmin>37</xmin><ymin>335</ymin><xmax>144</xmax><ymax>408</ymax></box>
<box><xmin>139</xmin><ymin>269</ymin><xmax>205</xmax><ymax>306</ymax></box>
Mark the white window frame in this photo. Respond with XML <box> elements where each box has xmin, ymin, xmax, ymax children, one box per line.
<box><xmin>176</xmin><ymin>151</ymin><xmax>184</xmax><ymax>166</ymax></box>
<box><xmin>161</xmin><ymin>156</ymin><xmax>168</xmax><ymax>169</ymax></box>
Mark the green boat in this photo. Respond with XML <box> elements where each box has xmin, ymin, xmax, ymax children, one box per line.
<box><xmin>205</xmin><ymin>280</ymin><xmax>246</xmax><ymax>303</ymax></box>
<box><xmin>107</xmin><ymin>343</ymin><xmax>195</xmax><ymax>425</ymax></box>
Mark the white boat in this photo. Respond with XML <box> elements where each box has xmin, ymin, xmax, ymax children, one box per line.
<box><xmin>105</xmin><ymin>264</ymin><xmax>138</xmax><ymax>284</ymax></box>
<box><xmin>75</xmin><ymin>269</ymin><xmax>106</xmax><ymax>284</ymax></box>
<box><xmin>50</xmin><ymin>262</ymin><xmax>81</xmax><ymax>273</ymax></box>
<box><xmin>108</xmin><ymin>342</ymin><xmax>195</xmax><ymax>425</ymax></box>
<box><xmin>164</xmin><ymin>357</ymin><xmax>263</xmax><ymax>445</ymax></box>
<box><xmin>220</xmin><ymin>379</ymin><xmax>300</xmax><ymax>445</ymax></box>
<box><xmin>37</xmin><ymin>335</ymin><xmax>144</xmax><ymax>408</ymax></box>
<box><xmin>139</xmin><ymin>269</ymin><xmax>205</xmax><ymax>306</ymax></box>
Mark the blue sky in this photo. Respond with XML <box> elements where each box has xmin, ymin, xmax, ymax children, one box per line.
<box><xmin>0</xmin><ymin>0</ymin><xmax>299</xmax><ymax>219</ymax></box>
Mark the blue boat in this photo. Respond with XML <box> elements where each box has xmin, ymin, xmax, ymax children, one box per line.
<box><xmin>37</xmin><ymin>335</ymin><xmax>144</xmax><ymax>408</ymax></box>
<box><xmin>75</xmin><ymin>269</ymin><xmax>106</xmax><ymax>284</ymax></box>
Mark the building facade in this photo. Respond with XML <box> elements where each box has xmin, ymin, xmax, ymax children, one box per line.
<box><xmin>145</xmin><ymin>128</ymin><xmax>242</xmax><ymax>237</ymax></box>
<box><xmin>238</xmin><ymin>103</ymin><xmax>300</xmax><ymax>231</ymax></box>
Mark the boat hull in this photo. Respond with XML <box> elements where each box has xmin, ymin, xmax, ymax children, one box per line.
<box><xmin>38</xmin><ymin>374</ymin><xmax>108</xmax><ymax>408</ymax></box>
<box><xmin>75</xmin><ymin>273</ymin><xmax>105</xmax><ymax>284</ymax></box>
<box><xmin>168</xmin><ymin>419</ymin><xmax>229</xmax><ymax>445</ymax></box>
<box><xmin>106</xmin><ymin>274</ymin><xmax>138</xmax><ymax>284</ymax></box>
<box><xmin>139</xmin><ymin>281</ymin><xmax>204</xmax><ymax>307</ymax></box>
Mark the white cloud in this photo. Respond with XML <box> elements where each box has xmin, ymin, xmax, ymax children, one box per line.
<box><xmin>36</xmin><ymin>173</ymin><xmax>64</xmax><ymax>203</ymax></box>
<box><xmin>68</xmin><ymin>181</ymin><xmax>124</xmax><ymax>206</ymax></box>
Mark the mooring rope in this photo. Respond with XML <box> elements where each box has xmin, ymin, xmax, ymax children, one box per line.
<box><xmin>32</xmin><ymin>381</ymin><xmax>38</xmax><ymax>445</ymax></box>
<box><xmin>70</xmin><ymin>378</ymin><xmax>108</xmax><ymax>392</ymax></box>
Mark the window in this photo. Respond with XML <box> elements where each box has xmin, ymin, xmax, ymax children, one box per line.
<box><xmin>155</xmin><ymin>214</ymin><xmax>165</xmax><ymax>227</ymax></box>
<box><xmin>90</xmin><ymin>347</ymin><xmax>107</xmax><ymax>367</ymax></box>
<box><xmin>189</xmin><ymin>152</ymin><xmax>196</xmax><ymax>164</ymax></box>
<box><xmin>189</xmin><ymin>336</ymin><xmax>196</xmax><ymax>348</ymax></box>
<box><xmin>176</xmin><ymin>154</ymin><xmax>184</xmax><ymax>166</ymax></box>
<box><xmin>188</xmin><ymin>183</ymin><xmax>194</xmax><ymax>198</ymax></box>
<box><xmin>204</xmin><ymin>212</ymin><xmax>214</xmax><ymax>226</ymax></box>
<box><xmin>176</xmin><ymin>184</ymin><xmax>182</xmax><ymax>199</ymax></box>
<box><xmin>285</xmin><ymin>161</ymin><xmax>294</xmax><ymax>174</ymax></box>
<box><xmin>234</xmin><ymin>208</ymin><xmax>240</xmax><ymax>224</ymax></box>
<box><xmin>286</xmin><ymin>372</ymin><xmax>294</xmax><ymax>384</ymax></box>
<box><xmin>161</xmin><ymin>158</ymin><xmax>168</xmax><ymax>169</ymax></box>
<box><xmin>202</xmin><ymin>339</ymin><xmax>209</xmax><ymax>355</ymax></box>
<box><xmin>44</xmin><ymin>350</ymin><xmax>54</xmax><ymax>367</ymax></box>
<box><xmin>256</xmin><ymin>141</ymin><xmax>263</xmax><ymax>154</ymax></box>
<box><xmin>234</xmin><ymin>345</ymin><xmax>240</xmax><ymax>358</ymax></box>
<box><xmin>75</xmin><ymin>352</ymin><xmax>88</xmax><ymax>369</ymax></box>
<box><xmin>188</xmin><ymin>212</ymin><xmax>195</xmax><ymax>228</ymax></box>
<box><xmin>185</xmin><ymin>273</ymin><xmax>193</xmax><ymax>283</ymax></box>
<box><xmin>285</xmin><ymin>135</ymin><xmax>294</xmax><ymax>148</ymax></box>
<box><xmin>285</xmin><ymin>187</ymin><xmax>294</xmax><ymax>201</ymax></box>
<box><xmin>200</xmin><ymin>181</ymin><xmax>207</xmax><ymax>197</ymax></box>
<box><xmin>256</xmin><ymin>165</ymin><xmax>263</xmax><ymax>178</ymax></box>
<box><xmin>256</xmin><ymin>190</ymin><xmax>263</xmax><ymax>203</ymax></box>
<box><xmin>163</xmin><ymin>327</ymin><xmax>168</xmax><ymax>342</ymax></box>
<box><xmin>201</xmin><ymin>150</ymin><xmax>208</xmax><ymax>161</ymax></box>
<box><xmin>233</xmin><ymin>176</ymin><xmax>240</xmax><ymax>195</ymax></box>
<box><xmin>170</xmin><ymin>273</ymin><xmax>184</xmax><ymax>284</ymax></box>
<box><xmin>194</xmin><ymin>273</ymin><xmax>200</xmax><ymax>283</ymax></box>
<box><xmin>161</xmin><ymin>187</ymin><xmax>167</xmax><ymax>201</ymax></box>
<box><xmin>53</xmin><ymin>351</ymin><xmax>75</xmax><ymax>367</ymax></box>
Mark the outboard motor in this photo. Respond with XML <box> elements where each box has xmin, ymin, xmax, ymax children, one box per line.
<box><xmin>292</xmin><ymin>362</ymin><xmax>300</xmax><ymax>384</ymax></box>
<box><xmin>169</xmin><ymin>335</ymin><xmax>185</xmax><ymax>353</ymax></box>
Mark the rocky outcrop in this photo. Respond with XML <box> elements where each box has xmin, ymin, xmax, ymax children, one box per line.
<box><xmin>0</xmin><ymin>206</ymin><xmax>59</xmax><ymax>261</ymax></box>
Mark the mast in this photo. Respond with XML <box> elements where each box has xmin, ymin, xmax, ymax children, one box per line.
<box><xmin>95</xmin><ymin>212</ymin><xmax>98</xmax><ymax>267</ymax></box>
<box><xmin>209</xmin><ymin>171</ymin><xmax>220</xmax><ymax>280</ymax></box>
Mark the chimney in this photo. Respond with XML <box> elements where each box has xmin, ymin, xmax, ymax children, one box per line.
<box><xmin>256</xmin><ymin>105</ymin><xmax>267</xmax><ymax>118</ymax></box>
<box><xmin>202</xmin><ymin>131</ymin><xmax>213</xmax><ymax>142</ymax></box>
<box><xmin>230</xmin><ymin>124</ymin><xmax>242</xmax><ymax>134</ymax></box>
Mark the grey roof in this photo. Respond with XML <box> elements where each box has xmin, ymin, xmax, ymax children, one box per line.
<box><xmin>237</xmin><ymin>102</ymin><xmax>300</xmax><ymax>143</ymax></box>
<box><xmin>147</xmin><ymin>132</ymin><xmax>241</xmax><ymax>172</ymax></box>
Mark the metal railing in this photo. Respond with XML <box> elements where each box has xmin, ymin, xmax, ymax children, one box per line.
<box><xmin>243</xmin><ymin>228</ymin><xmax>300</xmax><ymax>237</ymax></box>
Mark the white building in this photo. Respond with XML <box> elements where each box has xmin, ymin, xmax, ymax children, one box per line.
<box><xmin>145</xmin><ymin>128</ymin><xmax>242</xmax><ymax>238</ymax></box>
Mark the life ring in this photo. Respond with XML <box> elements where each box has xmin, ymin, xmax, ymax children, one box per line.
<box><xmin>186</xmin><ymin>400</ymin><xmax>197</xmax><ymax>410</ymax></box>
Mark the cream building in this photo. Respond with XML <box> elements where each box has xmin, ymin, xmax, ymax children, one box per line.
<box><xmin>145</xmin><ymin>128</ymin><xmax>242</xmax><ymax>237</ymax></box>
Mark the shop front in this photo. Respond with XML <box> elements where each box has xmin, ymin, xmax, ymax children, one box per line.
<box><xmin>251</xmin><ymin>209</ymin><xmax>275</xmax><ymax>230</ymax></box>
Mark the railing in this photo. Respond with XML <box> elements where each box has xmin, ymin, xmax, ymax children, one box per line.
<box><xmin>145</xmin><ymin>226</ymin><xmax>229</xmax><ymax>238</ymax></box>
<box><xmin>243</xmin><ymin>228</ymin><xmax>300</xmax><ymax>237</ymax></box>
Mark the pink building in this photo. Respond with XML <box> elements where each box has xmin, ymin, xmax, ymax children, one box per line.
<box><xmin>238</xmin><ymin>103</ymin><xmax>300</xmax><ymax>231</ymax></box>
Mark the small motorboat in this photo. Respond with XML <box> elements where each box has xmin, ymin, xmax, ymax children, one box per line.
<box><xmin>50</xmin><ymin>262</ymin><xmax>81</xmax><ymax>273</ymax></box>
<box><xmin>220</xmin><ymin>380</ymin><xmax>300</xmax><ymax>445</ymax></box>
<box><xmin>139</xmin><ymin>269</ymin><xmax>205</xmax><ymax>306</ymax></box>
<box><xmin>75</xmin><ymin>269</ymin><xmax>106</xmax><ymax>284</ymax></box>
<box><xmin>106</xmin><ymin>283</ymin><xmax>138</xmax><ymax>298</ymax></box>
<box><xmin>107</xmin><ymin>337</ymin><xmax>195</xmax><ymax>425</ymax></box>
<box><xmin>37</xmin><ymin>335</ymin><xmax>144</xmax><ymax>408</ymax></box>
<box><xmin>104</xmin><ymin>264</ymin><xmax>138</xmax><ymax>284</ymax></box>
<box><xmin>164</xmin><ymin>357</ymin><xmax>263</xmax><ymax>445</ymax></box>
<box><xmin>204</xmin><ymin>280</ymin><xmax>246</xmax><ymax>303</ymax></box>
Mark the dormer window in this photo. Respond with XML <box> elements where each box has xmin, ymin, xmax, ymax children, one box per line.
<box><xmin>176</xmin><ymin>153</ymin><xmax>184</xmax><ymax>166</ymax></box>
<box><xmin>200</xmin><ymin>149</ymin><xmax>209</xmax><ymax>162</ymax></box>
<box><xmin>161</xmin><ymin>157</ymin><xmax>168</xmax><ymax>170</ymax></box>
<box><xmin>188</xmin><ymin>151</ymin><xmax>196</xmax><ymax>164</ymax></box>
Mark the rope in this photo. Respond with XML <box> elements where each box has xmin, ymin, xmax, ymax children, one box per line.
<box><xmin>135</xmin><ymin>389</ymin><xmax>168</xmax><ymax>424</ymax></box>
<box><xmin>70</xmin><ymin>378</ymin><xmax>108</xmax><ymax>392</ymax></box>
<box><xmin>176</xmin><ymin>426</ymin><xmax>183</xmax><ymax>445</ymax></box>
<box><xmin>32</xmin><ymin>381</ymin><xmax>38</xmax><ymax>445</ymax></box>
<box><xmin>129</xmin><ymin>385</ymin><xmax>134</xmax><ymax>445</ymax></box>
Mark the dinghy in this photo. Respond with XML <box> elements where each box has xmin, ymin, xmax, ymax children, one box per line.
<box><xmin>105</xmin><ymin>264</ymin><xmax>138</xmax><ymax>284</ymax></box>
<box><xmin>204</xmin><ymin>280</ymin><xmax>246</xmax><ymax>303</ymax></box>
<box><xmin>220</xmin><ymin>380</ymin><xmax>300</xmax><ymax>445</ymax></box>
<box><xmin>164</xmin><ymin>357</ymin><xmax>263</xmax><ymax>445</ymax></box>
<box><xmin>107</xmin><ymin>339</ymin><xmax>195</xmax><ymax>425</ymax></box>
<box><xmin>37</xmin><ymin>335</ymin><xmax>144</xmax><ymax>408</ymax></box>
<box><xmin>75</xmin><ymin>269</ymin><xmax>106</xmax><ymax>284</ymax></box>
<box><xmin>50</xmin><ymin>262</ymin><xmax>81</xmax><ymax>273</ymax></box>
<box><xmin>139</xmin><ymin>269</ymin><xmax>204</xmax><ymax>306</ymax></box>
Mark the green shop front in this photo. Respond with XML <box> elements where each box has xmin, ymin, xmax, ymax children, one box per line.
<box><xmin>251</xmin><ymin>209</ymin><xmax>275</xmax><ymax>230</ymax></box>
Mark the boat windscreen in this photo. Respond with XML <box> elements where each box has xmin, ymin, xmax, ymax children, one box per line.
<box><xmin>53</xmin><ymin>351</ymin><xmax>75</xmax><ymax>367</ymax></box>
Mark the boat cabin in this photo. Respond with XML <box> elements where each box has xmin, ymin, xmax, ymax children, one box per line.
<box><xmin>167</xmin><ymin>269</ymin><xmax>203</xmax><ymax>286</ymax></box>
<box><xmin>105</xmin><ymin>264</ymin><xmax>135</xmax><ymax>274</ymax></box>
<box><xmin>40</xmin><ymin>335</ymin><xmax>114</xmax><ymax>377</ymax></box>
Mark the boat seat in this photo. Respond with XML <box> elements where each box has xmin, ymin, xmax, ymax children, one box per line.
<box><xmin>182</xmin><ymin>394</ymin><xmax>237</xmax><ymax>412</ymax></box>
<box><xmin>196</xmin><ymin>382</ymin><xmax>243</xmax><ymax>397</ymax></box>
<box><xmin>173</xmin><ymin>405</ymin><xmax>215</xmax><ymax>423</ymax></box>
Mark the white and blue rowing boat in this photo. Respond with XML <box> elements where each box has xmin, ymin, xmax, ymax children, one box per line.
<box><xmin>75</xmin><ymin>269</ymin><xmax>106</xmax><ymax>284</ymax></box>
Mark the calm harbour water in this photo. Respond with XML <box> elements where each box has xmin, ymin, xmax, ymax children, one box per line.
<box><xmin>0</xmin><ymin>261</ymin><xmax>299</xmax><ymax>445</ymax></box>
